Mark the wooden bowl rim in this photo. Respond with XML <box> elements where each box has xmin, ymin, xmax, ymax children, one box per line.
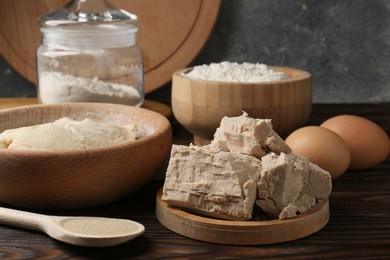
<box><xmin>173</xmin><ymin>66</ymin><xmax>311</xmax><ymax>85</ymax></box>
<box><xmin>0</xmin><ymin>102</ymin><xmax>171</xmax><ymax>157</ymax></box>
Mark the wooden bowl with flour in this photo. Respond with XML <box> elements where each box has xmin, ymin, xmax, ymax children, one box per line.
<box><xmin>172</xmin><ymin>65</ymin><xmax>312</xmax><ymax>145</ymax></box>
<box><xmin>0</xmin><ymin>103</ymin><xmax>172</xmax><ymax>210</ymax></box>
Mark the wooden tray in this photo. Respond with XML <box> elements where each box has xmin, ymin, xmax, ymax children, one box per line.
<box><xmin>156</xmin><ymin>188</ymin><xmax>330</xmax><ymax>245</ymax></box>
<box><xmin>0</xmin><ymin>0</ymin><xmax>221</xmax><ymax>93</ymax></box>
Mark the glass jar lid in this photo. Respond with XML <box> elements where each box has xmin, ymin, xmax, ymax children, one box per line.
<box><xmin>40</xmin><ymin>0</ymin><xmax>137</xmax><ymax>27</ymax></box>
<box><xmin>39</xmin><ymin>0</ymin><xmax>138</xmax><ymax>49</ymax></box>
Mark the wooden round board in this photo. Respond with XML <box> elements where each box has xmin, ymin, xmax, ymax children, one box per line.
<box><xmin>156</xmin><ymin>188</ymin><xmax>330</xmax><ymax>245</ymax></box>
<box><xmin>0</xmin><ymin>0</ymin><xmax>221</xmax><ymax>93</ymax></box>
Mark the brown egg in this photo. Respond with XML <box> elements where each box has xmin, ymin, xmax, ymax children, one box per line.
<box><xmin>285</xmin><ymin>126</ymin><xmax>351</xmax><ymax>179</ymax></box>
<box><xmin>321</xmin><ymin>115</ymin><xmax>390</xmax><ymax>170</ymax></box>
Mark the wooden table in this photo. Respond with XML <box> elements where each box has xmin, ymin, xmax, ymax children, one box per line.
<box><xmin>0</xmin><ymin>99</ymin><xmax>389</xmax><ymax>259</ymax></box>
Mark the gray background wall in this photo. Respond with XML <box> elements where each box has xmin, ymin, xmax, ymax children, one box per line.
<box><xmin>1</xmin><ymin>0</ymin><xmax>390</xmax><ymax>104</ymax></box>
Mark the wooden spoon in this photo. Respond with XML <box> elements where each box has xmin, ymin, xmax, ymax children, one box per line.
<box><xmin>0</xmin><ymin>206</ymin><xmax>145</xmax><ymax>247</ymax></box>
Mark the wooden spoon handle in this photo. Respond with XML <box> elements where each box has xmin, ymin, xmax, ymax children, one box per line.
<box><xmin>0</xmin><ymin>207</ymin><xmax>47</xmax><ymax>232</ymax></box>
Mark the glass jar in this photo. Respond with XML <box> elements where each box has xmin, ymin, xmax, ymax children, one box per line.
<box><xmin>36</xmin><ymin>0</ymin><xmax>144</xmax><ymax>107</ymax></box>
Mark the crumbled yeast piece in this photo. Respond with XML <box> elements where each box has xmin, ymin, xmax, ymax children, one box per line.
<box><xmin>256</xmin><ymin>152</ymin><xmax>332</xmax><ymax>219</ymax></box>
<box><xmin>162</xmin><ymin>144</ymin><xmax>261</xmax><ymax>221</ymax></box>
<box><xmin>210</xmin><ymin>112</ymin><xmax>291</xmax><ymax>158</ymax></box>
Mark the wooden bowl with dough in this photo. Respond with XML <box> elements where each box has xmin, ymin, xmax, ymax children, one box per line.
<box><xmin>172</xmin><ymin>66</ymin><xmax>312</xmax><ymax>145</ymax></box>
<box><xmin>0</xmin><ymin>103</ymin><xmax>172</xmax><ymax>210</ymax></box>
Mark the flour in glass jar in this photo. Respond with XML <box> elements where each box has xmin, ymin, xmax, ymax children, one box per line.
<box><xmin>38</xmin><ymin>71</ymin><xmax>142</xmax><ymax>106</ymax></box>
<box><xmin>186</xmin><ymin>61</ymin><xmax>288</xmax><ymax>82</ymax></box>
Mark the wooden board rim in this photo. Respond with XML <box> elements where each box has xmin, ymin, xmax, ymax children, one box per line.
<box><xmin>156</xmin><ymin>188</ymin><xmax>330</xmax><ymax>245</ymax></box>
<box><xmin>143</xmin><ymin>0</ymin><xmax>221</xmax><ymax>92</ymax></box>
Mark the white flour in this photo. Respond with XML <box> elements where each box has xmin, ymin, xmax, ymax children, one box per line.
<box><xmin>39</xmin><ymin>71</ymin><xmax>142</xmax><ymax>106</ymax></box>
<box><xmin>186</xmin><ymin>61</ymin><xmax>288</xmax><ymax>82</ymax></box>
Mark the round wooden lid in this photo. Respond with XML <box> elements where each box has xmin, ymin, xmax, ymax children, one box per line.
<box><xmin>0</xmin><ymin>0</ymin><xmax>221</xmax><ymax>93</ymax></box>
